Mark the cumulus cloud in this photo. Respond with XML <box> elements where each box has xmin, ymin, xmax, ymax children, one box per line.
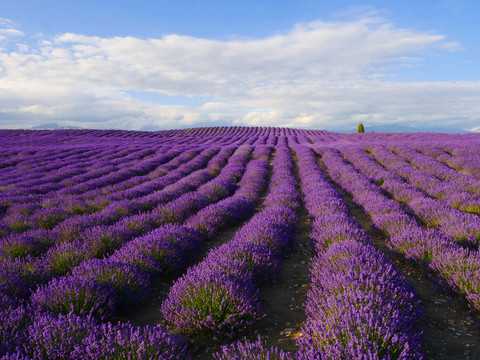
<box><xmin>0</xmin><ymin>11</ymin><xmax>478</xmax><ymax>131</ymax></box>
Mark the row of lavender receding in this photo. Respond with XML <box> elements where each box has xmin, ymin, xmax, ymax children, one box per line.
<box><xmin>318</xmin><ymin>145</ymin><xmax>480</xmax><ymax>313</ymax></box>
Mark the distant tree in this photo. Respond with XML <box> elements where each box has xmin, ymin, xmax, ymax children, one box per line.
<box><xmin>357</xmin><ymin>122</ymin><xmax>365</xmax><ymax>133</ymax></box>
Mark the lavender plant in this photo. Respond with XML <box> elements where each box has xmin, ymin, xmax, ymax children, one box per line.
<box><xmin>213</xmin><ymin>335</ymin><xmax>292</xmax><ymax>359</ymax></box>
<box><xmin>31</xmin><ymin>276</ymin><xmax>115</xmax><ymax>319</ymax></box>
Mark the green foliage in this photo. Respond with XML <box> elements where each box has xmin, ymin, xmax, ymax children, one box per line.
<box><xmin>357</xmin><ymin>122</ymin><xmax>365</xmax><ymax>133</ymax></box>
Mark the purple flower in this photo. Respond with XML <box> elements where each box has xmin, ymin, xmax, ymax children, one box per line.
<box><xmin>21</xmin><ymin>312</ymin><xmax>97</xmax><ymax>360</ymax></box>
<box><xmin>31</xmin><ymin>276</ymin><xmax>115</xmax><ymax>319</ymax></box>
<box><xmin>214</xmin><ymin>335</ymin><xmax>292</xmax><ymax>359</ymax></box>
<box><xmin>71</xmin><ymin>258</ymin><xmax>151</xmax><ymax>308</ymax></box>
<box><xmin>0</xmin><ymin>305</ymin><xmax>31</xmax><ymax>356</ymax></box>
<box><xmin>81</xmin><ymin>321</ymin><xmax>190</xmax><ymax>360</ymax></box>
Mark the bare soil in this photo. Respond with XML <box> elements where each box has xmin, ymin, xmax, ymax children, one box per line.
<box><xmin>256</xmin><ymin>206</ymin><xmax>313</xmax><ymax>354</ymax></box>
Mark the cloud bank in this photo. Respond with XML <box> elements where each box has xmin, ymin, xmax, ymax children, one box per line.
<box><xmin>0</xmin><ymin>12</ymin><xmax>478</xmax><ymax>131</ymax></box>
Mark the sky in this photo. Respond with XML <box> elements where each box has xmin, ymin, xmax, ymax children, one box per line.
<box><xmin>0</xmin><ymin>0</ymin><xmax>480</xmax><ymax>132</ymax></box>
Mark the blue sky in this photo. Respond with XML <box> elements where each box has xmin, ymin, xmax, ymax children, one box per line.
<box><xmin>0</xmin><ymin>0</ymin><xmax>479</xmax><ymax>131</ymax></box>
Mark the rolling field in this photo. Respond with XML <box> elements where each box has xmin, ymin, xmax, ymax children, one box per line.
<box><xmin>1</xmin><ymin>127</ymin><xmax>480</xmax><ymax>359</ymax></box>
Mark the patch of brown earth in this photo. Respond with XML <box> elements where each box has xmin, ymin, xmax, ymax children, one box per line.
<box><xmin>257</xmin><ymin>206</ymin><xmax>312</xmax><ymax>354</ymax></box>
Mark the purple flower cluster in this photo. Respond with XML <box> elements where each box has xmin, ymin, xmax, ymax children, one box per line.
<box><xmin>213</xmin><ymin>335</ymin><xmax>293</xmax><ymax>359</ymax></box>
<box><xmin>293</xmin><ymin>145</ymin><xmax>423</xmax><ymax>359</ymax></box>
<box><xmin>184</xmin><ymin>145</ymin><xmax>272</xmax><ymax>237</ymax></box>
<box><xmin>0</xmin><ymin>147</ymin><xmax>211</xmax><ymax>261</ymax></box>
<box><xmin>53</xmin><ymin>146</ymin><xmax>225</xmax><ymax>242</ymax></box>
<box><xmin>28</xmin><ymin>145</ymin><xmax>256</xmax><ymax>318</ymax></box>
<box><xmin>369</xmin><ymin>146</ymin><xmax>480</xmax><ymax>242</ymax></box>
<box><xmin>0</xmin><ymin>304</ymin><xmax>30</xmax><ymax>356</ymax></box>
<box><xmin>110</xmin><ymin>225</ymin><xmax>201</xmax><ymax>275</ymax></box>
<box><xmin>431</xmin><ymin>142</ymin><xmax>480</xmax><ymax>179</ymax></box>
<box><xmin>2</xmin><ymin>311</ymin><xmax>189</xmax><ymax>360</ymax></box>
<box><xmin>394</xmin><ymin>144</ymin><xmax>480</xmax><ymax>205</ymax></box>
<box><xmin>31</xmin><ymin>275</ymin><xmax>116</xmax><ymax>319</ymax></box>
<box><xmin>0</xmin><ymin>145</ymin><xmax>178</xmax><ymax>233</ymax></box>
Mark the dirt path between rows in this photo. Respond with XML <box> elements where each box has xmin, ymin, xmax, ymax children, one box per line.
<box><xmin>256</xmin><ymin>205</ymin><xmax>312</xmax><ymax>354</ymax></box>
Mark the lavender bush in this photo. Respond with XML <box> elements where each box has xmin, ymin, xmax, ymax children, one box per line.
<box><xmin>31</xmin><ymin>276</ymin><xmax>115</xmax><ymax>319</ymax></box>
<box><xmin>213</xmin><ymin>335</ymin><xmax>292</xmax><ymax>359</ymax></box>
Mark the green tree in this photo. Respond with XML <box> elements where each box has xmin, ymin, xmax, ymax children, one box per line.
<box><xmin>357</xmin><ymin>122</ymin><xmax>365</xmax><ymax>133</ymax></box>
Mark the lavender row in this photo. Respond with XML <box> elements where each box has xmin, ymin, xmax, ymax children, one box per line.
<box><xmin>0</xmin><ymin>145</ymin><xmax>171</xmax><ymax>204</ymax></box>
<box><xmin>357</xmin><ymin>145</ymin><xmax>480</xmax><ymax>246</ymax></box>
<box><xmin>389</xmin><ymin>145</ymin><xmax>480</xmax><ymax>211</ymax></box>
<box><xmin>0</xmin><ymin>147</ymin><xmax>89</xmax><ymax>184</ymax></box>
<box><xmin>185</xmin><ymin>145</ymin><xmax>272</xmax><ymax>238</ymax></box>
<box><xmin>318</xmin><ymin>146</ymin><xmax>480</xmax><ymax>313</ymax></box>
<box><xmin>0</xmin><ymin>146</ymin><xmax>241</xmax><ymax>300</ymax></box>
<box><xmin>161</xmin><ymin>145</ymin><xmax>300</xmax><ymax>339</ymax></box>
<box><xmin>0</xmin><ymin>149</ymin><xmax>184</xmax><ymax>234</ymax></box>
<box><xmin>0</xmin><ymin>147</ymin><xmax>211</xmax><ymax>260</ymax></box>
<box><xmin>43</xmin><ymin>147</ymin><xmax>200</xmax><ymax>213</ymax></box>
<box><xmin>0</xmin><ymin>131</ymin><xmax>311</xmax><ymax>181</ymax></box>
<box><xmin>29</xmin><ymin>225</ymin><xmax>204</xmax><ymax>320</ymax></box>
<box><xmin>87</xmin><ymin>149</ymin><xmax>201</xmax><ymax>202</ymax></box>
<box><xmin>0</xmin><ymin>146</ymin><xmax>221</xmax><ymax>255</ymax></box>
<box><xmin>213</xmin><ymin>335</ymin><xmax>292</xmax><ymax>360</ymax></box>
<box><xmin>410</xmin><ymin>143</ymin><xmax>480</xmax><ymax>186</ymax></box>
<box><xmin>435</xmin><ymin>143</ymin><xmax>480</xmax><ymax>179</ymax></box>
<box><xmin>3</xmin><ymin>146</ymin><xmax>155</xmax><ymax>192</ymax></box>
<box><xmin>52</xmin><ymin>146</ymin><xmax>226</xmax><ymax>241</ymax></box>
<box><xmin>0</xmin><ymin>307</ymin><xmax>189</xmax><ymax>359</ymax></box>
<box><xmin>405</xmin><ymin>141</ymin><xmax>480</xmax><ymax>179</ymax></box>
<box><xmin>366</xmin><ymin>145</ymin><xmax>480</xmax><ymax>215</ymax></box>
<box><xmin>0</xmin><ymin>147</ymin><xmax>196</xmax><ymax>234</ymax></box>
<box><xmin>0</xmin><ymin>146</ymin><xmax>117</xmax><ymax>206</ymax></box>
<box><xmin>0</xmin><ymin>129</ymin><xmax>245</xmax><ymax>208</ymax></box>
<box><xmin>292</xmin><ymin>144</ymin><xmax>423</xmax><ymax>359</ymax></box>
<box><xmin>0</xmin><ymin>146</ymin><xmax>164</xmax><ymax>213</ymax></box>
<box><xmin>0</xmin><ymin>145</ymin><xmax>154</xmax><ymax>193</ymax></box>
<box><xmin>0</xmin><ymin>145</ymin><xmax>109</xmax><ymax>184</ymax></box>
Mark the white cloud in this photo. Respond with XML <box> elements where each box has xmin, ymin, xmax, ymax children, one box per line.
<box><xmin>0</xmin><ymin>28</ymin><xmax>24</xmax><ymax>40</ymax></box>
<box><xmin>0</xmin><ymin>12</ymin><xmax>477</xmax><ymax>131</ymax></box>
<box><xmin>0</xmin><ymin>18</ymin><xmax>24</xmax><ymax>42</ymax></box>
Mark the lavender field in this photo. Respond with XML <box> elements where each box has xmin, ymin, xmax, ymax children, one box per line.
<box><xmin>1</xmin><ymin>127</ymin><xmax>480</xmax><ymax>359</ymax></box>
